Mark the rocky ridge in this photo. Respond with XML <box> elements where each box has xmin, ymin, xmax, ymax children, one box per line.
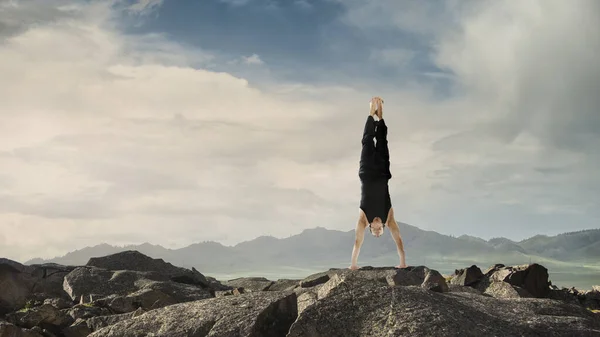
<box><xmin>1</xmin><ymin>251</ymin><xmax>599</xmax><ymax>337</ymax></box>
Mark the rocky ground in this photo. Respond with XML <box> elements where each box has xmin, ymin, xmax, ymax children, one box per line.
<box><xmin>1</xmin><ymin>251</ymin><xmax>599</xmax><ymax>337</ymax></box>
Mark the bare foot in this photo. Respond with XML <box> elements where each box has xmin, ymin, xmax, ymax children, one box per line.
<box><xmin>349</xmin><ymin>265</ymin><xmax>359</xmax><ymax>270</ymax></box>
<box><xmin>395</xmin><ymin>264</ymin><xmax>407</xmax><ymax>269</ymax></box>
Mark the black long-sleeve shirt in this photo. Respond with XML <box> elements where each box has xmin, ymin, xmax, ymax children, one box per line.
<box><xmin>359</xmin><ymin>116</ymin><xmax>392</xmax><ymax>224</ymax></box>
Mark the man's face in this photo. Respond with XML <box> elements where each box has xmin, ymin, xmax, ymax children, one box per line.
<box><xmin>370</xmin><ymin>217</ymin><xmax>384</xmax><ymax>237</ymax></box>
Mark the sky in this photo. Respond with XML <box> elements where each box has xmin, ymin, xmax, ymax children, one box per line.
<box><xmin>0</xmin><ymin>0</ymin><xmax>599</xmax><ymax>262</ymax></box>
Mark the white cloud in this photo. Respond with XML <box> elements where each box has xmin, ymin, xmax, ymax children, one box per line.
<box><xmin>128</xmin><ymin>0</ymin><xmax>164</xmax><ymax>15</ymax></box>
<box><xmin>369</xmin><ymin>48</ymin><xmax>415</xmax><ymax>68</ymax></box>
<box><xmin>0</xmin><ymin>0</ymin><xmax>599</xmax><ymax>262</ymax></box>
<box><xmin>242</xmin><ymin>53</ymin><xmax>264</xmax><ymax>65</ymax></box>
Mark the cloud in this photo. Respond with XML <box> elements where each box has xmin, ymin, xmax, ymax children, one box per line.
<box><xmin>218</xmin><ymin>0</ymin><xmax>252</xmax><ymax>7</ymax></box>
<box><xmin>242</xmin><ymin>53</ymin><xmax>264</xmax><ymax>65</ymax></box>
<box><xmin>127</xmin><ymin>0</ymin><xmax>164</xmax><ymax>15</ymax></box>
<box><xmin>1</xmin><ymin>0</ymin><xmax>599</xmax><ymax>262</ymax></box>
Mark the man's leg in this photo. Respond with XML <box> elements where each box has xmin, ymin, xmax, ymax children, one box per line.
<box><xmin>350</xmin><ymin>209</ymin><xmax>369</xmax><ymax>270</ymax></box>
<box><xmin>375</xmin><ymin>119</ymin><xmax>392</xmax><ymax>180</ymax></box>
<box><xmin>386</xmin><ymin>207</ymin><xmax>407</xmax><ymax>268</ymax></box>
<box><xmin>359</xmin><ymin>115</ymin><xmax>378</xmax><ymax>181</ymax></box>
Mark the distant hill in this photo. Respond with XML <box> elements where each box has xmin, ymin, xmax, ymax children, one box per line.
<box><xmin>23</xmin><ymin>225</ymin><xmax>600</xmax><ymax>275</ymax></box>
<box><xmin>519</xmin><ymin>229</ymin><xmax>600</xmax><ymax>261</ymax></box>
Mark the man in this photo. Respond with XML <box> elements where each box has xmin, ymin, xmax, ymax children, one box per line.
<box><xmin>349</xmin><ymin>96</ymin><xmax>407</xmax><ymax>270</ymax></box>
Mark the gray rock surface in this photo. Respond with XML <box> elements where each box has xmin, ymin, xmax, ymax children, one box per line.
<box><xmin>488</xmin><ymin>263</ymin><xmax>550</xmax><ymax>298</ymax></box>
<box><xmin>450</xmin><ymin>265</ymin><xmax>484</xmax><ymax>286</ymax></box>
<box><xmin>0</xmin><ymin>321</ymin><xmax>43</xmax><ymax>337</ymax></box>
<box><xmin>86</xmin><ymin>308</ymin><xmax>145</xmax><ymax>332</ymax></box>
<box><xmin>62</xmin><ymin>267</ymin><xmax>165</xmax><ymax>301</ymax></box>
<box><xmin>267</xmin><ymin>279</ymin><xmax>299</xmax><ymax>291</ymax></box>
<box><xmin>287</xmin><ymin>274</ymin><xmax>600</xmax><ymax>337</ymax></box>
<box><xmin>43</xmin><ymin>298</ymin><xmax>73</xmax><ymax>310</ymax></box>
<box><xmin>30</xmin><ymin>264</ymin><xmax>76</xmax><ymax>300</ymax></box>
<box><xmin>482</xmin><ymin>281</ymin><xmax>532</xmax><ymax>299</ymax></box>
<box><xmin>5</xmin><ymin>304</ymin><xmax>73</xmax><ymax>329</ymax></box>
<box><xmin>224</xmin><ymin>277</ymin><xmax>274</xmax><ymax>292</ymax></box>
<box><xmin>0</xmin><ymin>263</ymin><xmax>35</xmax><ymax>315</ymax></box>
<box><xmin>66</xmin><ymin>305</ymin><xmax>112</xmax><ymax>321</ymax></box>
<box><xmin>422</xmin><ymin>269</ymin><xmax>449</xmax><ymax>293</ymax></box>
<box><xmin>62</xmin><ymin>319</ymin><xmax>92</xmax><ymax>337</ymax></box>
<box><xmin>86</xmin><ymin>251</ymin><xmax>208</xmax><ymax>287</ymax></box>
<box><xmin>88</xmin><ymin>291</ymin><xmax>298</xmax><ymax>337</ymax></box>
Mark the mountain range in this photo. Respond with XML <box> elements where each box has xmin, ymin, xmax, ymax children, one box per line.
<box><xmin>24</xmin><ymin>223</ymin><xmax>600</xmax><ymax>281</ymax></box>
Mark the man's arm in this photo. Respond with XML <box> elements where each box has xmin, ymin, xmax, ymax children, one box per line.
<box><xmin>386</xmin><ymin>207</ymin><xmax>407</xmax><ymax>268</ymax></box>
<box><xmin>350</xmin><ymin>209</ymin><xmax>369</xmax><ymax>270</ymax></box>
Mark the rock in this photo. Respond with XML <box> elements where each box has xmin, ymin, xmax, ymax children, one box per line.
<box><xmin>300</xmin><ymin>266</ymin><xmax>428</xmax><ymax>290</ymax></box>
<box><xmin>483</xmin><ymin>264</ymin><xmax>505</xmax><ymax>276</ymax></box>
<box><xmin>299</xmin><ymin>272</ymin><xmax>330</xmax><ymax>288</ymax></box>
<box><xmin>448</xmin><ymin>284</ymin><xmax>484</xmax><ymax>295</ymax></box>
<box><xmin>0</xmin><ymin>259</ymin><xmax>34</xmax><ymax>274</ymax></box>
<box><xmin>286</xmin><ymin>274</ymin><xmax>600</xmax><ymax>337</ymax></box>
<box><xmin>451</xmin><ymin>265</ymin><xmax>484</xmax><ymax>286</ymax></box>
<box><xmin>483</xmin><ymin>281</ymin><xmax>532</xmax><ymax>299</ymax></box>
<box><xmin>67</xmin><ymin>305</ymin><xmax>112</xmax><ymax>321</ymax></box>
<box><xmin>489</xmin><ymin>264</ymin><xmax>550</xmax><ymax>298</ymax></box>
<box><xmin>0</xmin><ymin>321</ymin><xmax>43</xmax><ymax>337</ymax></box>
<box><xmin>0</xmin><ymin>263</ymin><xmax>35</xmax><ymax>315</ymax></box>
<box><xmin>422</xmin><ymin>269</ymin><xmax>449</xmax><ymax>293</ymax></box>
<box><xmin>204</xmin><ymin>276</ymin><xmax>232</xmax><ymax>291</ymax></box>
<box><xmin>86</xmin><ymin>251</ymin><xmax>209</xmax><ymax>288</ymax></box>
<box><xmin>267</xmin><ymin>279</ymin><xmax>299</xmax><ymax>291</ymax></box>
<box><xmin>224</xmin><ymin>277</ymin><xmax>274</xmax><ymax>292</ymax></box>
<box><xmin>136</xmin><ymin>280</ymin><xmax>212</xmax><ymax>304</ymax></box>
<box><xmin>30</xmin><ymin>264</ymin><xmax>76</xmax><ymax>300</ymax></box>
<box><xmin>547</xmin><ymin>288</ymin><xmax>581</xmax><ymax>305</ymax></box>
<box><xmin>88</xmin><ymin>291</ymin><xmax>298</xmax><ymax>337</ymax></box>
<box><xmin>62</xmin><ymin>319</ymin><xmax>92</xmax><ymax>337</ymax></box>
<box><xmin>214</xmin><ymin>290</ymin><xmax>232</xmax><ymax>298</ymax></box>
<box><xmin>6</xmin><ymin>304</ymin><xmax>73</xmax><ymax>329</ymax></box>
<box><xmin>86</xmin><ymin>308</ymin><xmax>145</xmax><ymax>332</ymax></box>
<box><xmin>43</xmin><ymin>298</ymin><xmax>73</xmax><ymax>310</ymax></box>
<box><xmin>296</xmin><ymin>292</ymin><xmax>318</xmax><ymax>315</ymax></box>
<box><xmin>593</xmin><ymin>285</ymin><xmax>600</xmax><ymax>292</ymax></box>
<box><xmin>62</xmin><ymin>267</ymin><xmax>167</xmax><ymax>301</ymax></box>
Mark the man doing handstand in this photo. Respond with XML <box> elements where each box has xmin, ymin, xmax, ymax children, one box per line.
<box><xmin>349</xmin><ymin>96</ymin><xmax>407</xmax><ymax>270</ymax></box>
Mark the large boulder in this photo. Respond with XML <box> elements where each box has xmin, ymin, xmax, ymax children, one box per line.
<box><xmin>488</xmin><ymin>264</ymin><xmax>550</xmax><ymax>298</ymax></box>
<box><xmin>224</xmin><ymin>277</ymin><xmax>274</xmax><ymax>292</ymax></box>
<box><xmin>62</xmin><ymin>267</ymin><xmax>167</xmax><ymax>301</ymax></box>
<box><xmin>287</xmin><ymin>273</ymin><xmax>600</xmax><ymax>337</ymax></box>
<box><xmin>29</xmin><ymin>264</ymin><xmax>77</xmax><ymax>300</ymax></box>
<box><xmin>94</xmin><ymin>280</ymin><xmax>212</xmax><ymax>314</ymax></box>
<box><xmin>0</xmin><ymin>263</ymin><xmax>35</xmax><ymax>315</ymax></box>
<box><xmin>482</xmin><ymin>281</ymin><xmax>532</xmax><ymax>299</ymax></box>
<box><xmin>299</xmin><ymin>266</ymin><xmax>447</xmax><ymax>293</ymax></box>
<box><xmin>63</xmin><ymin>267</ymin><xmax>211</xmax><ymax>314</ymax></box>
<box><xmin>88</xmin><ymin>291</ymin><xmax>298</xmax><ymax>337</ymax></box>
<box><xmin>450</xmin><ymin>265</ymin><xmax>484</xmax><ymax>286</ymax></box>
<box><xmin>86</xmin><ymin>251</ymin><xmax>209</xmax><ymax>288</ymax></box>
